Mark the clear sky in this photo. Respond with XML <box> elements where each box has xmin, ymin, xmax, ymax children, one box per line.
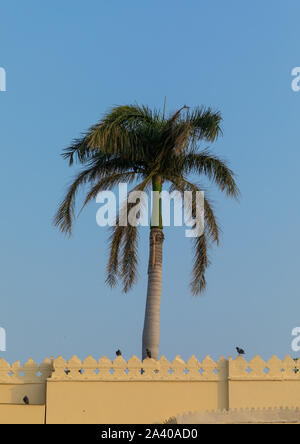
<box><xmin>0</xmin><ymin>0</ymin><xmax>300</xmax><ymax>365</ymax></box>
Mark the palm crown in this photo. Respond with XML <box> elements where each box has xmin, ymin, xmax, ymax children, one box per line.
<box><xmin>55</xmin><ymin>104</ymin><xmax>239</xmax><ymax>296</ymax></box>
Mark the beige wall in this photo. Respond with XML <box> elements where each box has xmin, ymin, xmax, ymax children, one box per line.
<box><xmin>229</xmin><ymin>380</ymin><xmax>300</xmax><ymax>409</ymax></box>
<box><xmin>228</xmin><ymin>355</ymin><xmax>300</xmax><ymax>410</ymax></box>
<box><xmin>46</xmin><ymin>380</ymin><xmax>226</xmax><ymax>424</ymax></box>
<box><xmin>0</xmin><ymin>357</ymin><xmax>51</xmax><ymax>406</ymax></box>
<box><xmin>0</xmin><ymin>354</ymin><xmax>299</xmax><ymax>424</ymax></box>
<box><xmin>0</xmin><ymin>405</ymin><xmax>45</xmax><ymax>424</ymax></box>
<box><xmin>0</xmin><ymin>383</ymin><xmax>46</xmax><ymax>405</ymax></box>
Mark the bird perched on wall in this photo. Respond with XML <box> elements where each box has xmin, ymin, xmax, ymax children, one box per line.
<box><xmin>23</xmin><ymin>396</ymin><xmax>29</xmax><ymax>405</ymax></box>
<box><xmin>146</xmin><ymin>348</ymin><xmax>152</xmax><ymax>359</ymax></box>
<box><xmin>116</xmin><ymin>350</ymin><xmax>122</xmax><ymax>357</ymax></box>
<box><xmin>236</xmin><ymin>347</ymin><xmax>245</xmax><ymax>356</ymax></box>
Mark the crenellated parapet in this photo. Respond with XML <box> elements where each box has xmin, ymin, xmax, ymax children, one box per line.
<box><xmin>0</xmin><ymin>355</ymin><xmax>299</xmax><ymax>383</ymax></box>
<box><xmin>0</xmin><ymin>358</ymin><xmax>52</xmax><ymax>383</ymax></box>
<box><xmin>229</xmin><ymin>355</ymin><xmax>299</xmax><ymax>380</ymax></box>
<box><xmin>50</xmin><ymin>355</ymin><xmax>228</xmax><ymax>381</ymax></box>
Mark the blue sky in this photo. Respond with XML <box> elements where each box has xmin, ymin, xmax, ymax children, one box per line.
<box><xmin>0</xmin><ymin>0</ymin><xmax>300</xmax><ymax>364</ymax></box>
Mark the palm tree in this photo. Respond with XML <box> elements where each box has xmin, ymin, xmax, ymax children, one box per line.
<box><xmin>54</xmin><ymin>104</ymin><xmax>239</xmax><ymax>360</ymax></box>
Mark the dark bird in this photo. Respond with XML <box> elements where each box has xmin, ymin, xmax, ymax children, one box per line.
<box><xmin>236</xmin><ymin>347</ymin><xmax>245</xmax><ymax>356</ymax></box>
<box><xmin>23</xmin><ymin>396</ymin><xmax>29</xmax><ymax>405</ymax></box>
<box><xmin>116</xmin><ymin>350</ymin><xmax>122</xmax><ymax>357</ymax></box>
<box><xmin>146</xmin><ymin>348</ymin><xmax>152</xmax><ymax>359</ymax></box>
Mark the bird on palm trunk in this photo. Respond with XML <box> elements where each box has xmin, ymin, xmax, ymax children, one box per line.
<box><xmin>54</xmin><ymin>104</ymin><xmax>239</xmax><ymax>360</ymax></box>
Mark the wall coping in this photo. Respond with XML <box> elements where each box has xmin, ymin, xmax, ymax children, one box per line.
<box><xmin>176</xmin><ymin>406</ymin><xmax>300</xmax><ymax>424</ymax></box>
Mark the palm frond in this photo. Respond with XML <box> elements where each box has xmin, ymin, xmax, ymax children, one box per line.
<box><xmin>190</xmin><ymin>233</ymin><xmax>210</xmax><ymax>295</ymax></box>
<box><xmin>203</xmin><ymin>195</ymin><xmax>220</xmax><ymax>244</ymax></box>
<box><xmin>183</xmin><ymin>151</ymin><xmax>240</xmax><ymax>198</ymax></box>
<box><xmin>54</xmin><ymin>154</ymin><xmax>143</xmax><ymax>235</ymax></box>
<box><xmin>106</xmin><ymin>225</ymin><xmax>125</xmax><ymax>287</ymax></box>
<box><xmin>168</xmin><ymin>176</ymin><xmax>220</xmax><ymax>244</ymax></box>
<box><xmin>106</xmin><ymin>173</ymin><xmax>154</xmax><ymax>291</ymax></box>
<box><xmin>54</xmin><ymin>166</ymin><xmax>96</xmax><ymax>235</ymax></box>
<box><xmin>82</xmin><ymin>172</ymin><xmax>137</xmax><ymax>209</ymax></box>
<box><xmin>167</xmin><ymin>176</ymin><xmax>219</xmax><ymax>294</ymax></box>
<box><xmin>189</xmin><ymin>107</ymin><xmax>222</xmax><ymax>142</ymax></box>
<box><xmin>121</xmin><ymin>224</ymin><xmax>139</xmax><ymax>293</ymax></box>
<box><xmin>63</xmin><ymin>105</ymin><xmax>158</xmax><ymax>165</ymax></box>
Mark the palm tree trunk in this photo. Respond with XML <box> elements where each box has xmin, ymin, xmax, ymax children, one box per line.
<box><xmin>142</xmin><ymin>175</ymin><xmax>164</xmax><ymax>360</ymax></box>
<box><xmin>142</xmin><ymin>227</ymin><xmax>164</xmax><ymax>360</ymax></box>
